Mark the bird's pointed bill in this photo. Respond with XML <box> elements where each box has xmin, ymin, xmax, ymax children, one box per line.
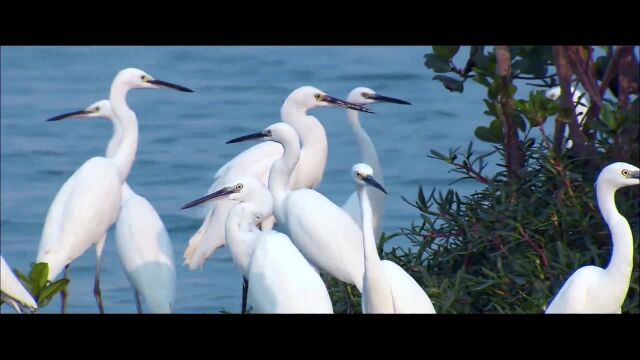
<box><xmin>147</xmin><ymin>79</ymin><xmax>194</xmax><ymax>93</ymax></box>
<box><xmin>226</xmin><ymin>131</ymin><xmax>269</xmax><ymax>144</ymax></box>
<box><xmin>369</xmin><ymin>94</ymin><xmax>411</xmax><ymax>105</ymax></box>
<box><xmin>46</xmin><ymin>110</ymin><xmax>92</xmax><ymax>122</ymax></box>
<box><xmin>363</xmin><ymin>175</ymin><xmax>388</xmax><ymax>194</ymax></box>
<box><xmin>631</xmin><ymin>170</ymin><xmax>640</xmax><ymax>179</ymax></box>
<box><xmin>321</xmin><ymin>95</ymin><xmax>374</xmax><ymax>113</ymax></box>
<box><xmin>181</xmin><ymin>187</ymin><xmax>235</xmax><ymax>209</ymax></box>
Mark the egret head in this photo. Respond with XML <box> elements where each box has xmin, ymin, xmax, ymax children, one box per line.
<box><xmin>347</xmin><ymin>86</ymin><xmax>411</xmax><ymax>106</ymax></box>
<box><xmin>113</xmin><ymin>68</ymin><xmax>193</xmax><ymax>92</ymax></box>
<box><xmin>351</xmin><ymin>163</ymin><xmax>387</xmax><ymax>194</ymax></box>
<box><xmin>225</xmin><ymin>122</ymin><xmax>298</xmax><ymax>145</ymax></box>
<box><xmin>284</xmin><ymin>86</ymin><xmax>373</xmax><ymax>113</ymax></box>
<box><xmin>597</xmin><ymin>162</ymin><xmax>640</xmax><ymax>190</ymax></box>
<box><xmin>181</xmin><ymin>176</ymin><xmax>273</xmax><ymax>217</ymax></box>
<box><xmin>46</xmin><ymin>99</ymin><xmax>114</xmax><ymax>122</ymax></box>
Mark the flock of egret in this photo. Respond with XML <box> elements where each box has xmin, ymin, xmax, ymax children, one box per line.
<box><xmin>0</xmin><ymin>67</ymin><xmax>638</xmax><ymax>314</ymax></box>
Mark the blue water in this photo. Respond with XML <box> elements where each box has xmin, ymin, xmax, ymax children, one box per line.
<box><xmin>1</xmin><ymin>46</ymin><xmax>497</xmax><ymax>313</ymax></box>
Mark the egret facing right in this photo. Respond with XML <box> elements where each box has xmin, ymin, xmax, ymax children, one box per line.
<box><xmin>546</xmin><ymin>162</ymin><xmax>639</xmax><ymax>313</ymax></box>
<box><xmin>352</xmin><ymin>163</ymin><xmax>436</xmax><ymax>314</ymax></box>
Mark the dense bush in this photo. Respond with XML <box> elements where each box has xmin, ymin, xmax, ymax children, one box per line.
<box><xmin>328</xmin><ymin>46</ymin><xmax>639</xmax><ymax>314</ymax></box>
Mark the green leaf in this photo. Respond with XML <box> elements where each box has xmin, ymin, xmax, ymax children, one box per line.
<box><xmin>472</xmin><ymin>75</ymin><xmax>491</xmax><ymax>88</ymax></box>
<box><xmin>429</xmin><ymin>149</ymin><xmax>448</xmax><ymax>161</ymax></box>
<box><xmin>513</xmin><ymin>113</ymin><xmax>527</xmax><ymax>132</ymax></box>
<box><xmin>475</xmin><ymin>126</ymin><xmax>502</xmax><ymax>144</ymax></box>
<box><xmin>432</xmin><ymin>46</ymin><xmax>460</xmax><ymax>60</ymax></box>
<box><xmin>38</xmin><ymin>278</ymin><xmax>70</xmax><ymax>306</ymax></box>
<box><xmin>489</xmin><ymin>119</ymin><xmax>505</xmax><ymax>141</ymax></box>
<box><xmin>29</xmin><ymin>263</ymin><xmax>49</xmax><ymax>294</ymax></box>
<box><xmin>424</xmin><ymin>54</ymin><xmax>452</xmax><ymax>73</ymax></box>
<box><xmin>417</xmin><ymin>186</ymin><xmax>427</xmax><ymax>210</ymax></box>
<box><xmin>488</xmin><ymin>79</ymin><xmax>501</xmax><ymax>100</ymax></box>
<box><xmin>433</xmin><ymin>75</ymin><xmax>464</xmax><ymax>93</ymax></box>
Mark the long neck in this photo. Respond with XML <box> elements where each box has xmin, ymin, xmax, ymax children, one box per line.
<box><xmin>598</xmin><ymin>183</ymin><xmax>634</xmax><ymax>279</ymax></box>
<box><xmin>357</xmin><ymin>184</ymin><xmax>395</xmax><ymax>312</ymax></box>
<box><xmin>358</xmin><ymin>186</ymin><xmax>382</xmax><ymax>266</ymax></box>
<box><xmin>225</xmin><ymin>204</ymin><xmax>260</xmax><ymax>276</ymax></box>
<box><xmin>281</xmin><ymin>103</ymin><xmax>328</xmax><ymax>174</ymax></box>
<box><xmin>268</xmin><ymin>134</ymin><xmax>301</xmax><ymax>211</ymax></box>
<box><xmin>109</xmin><ymin>82</ymin><xmax>138</xmax><ymax>182</ymax></box>
<box><xmin>105</xmin><ymin>113</ymin><xmax>124</xmax><ymax>158</ymax></box>
<box><xmin>347</xmin><ymin>110</ymin><xmax>383</xmax><ymax>182</ymax></box>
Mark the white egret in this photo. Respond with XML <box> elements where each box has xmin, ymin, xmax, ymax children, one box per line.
<box><xmin>181</xmin><ymin>176</ymin><xmax>333</xmax><ymax>313</ymax></box>
<box><xmin>184</xmin><ymin>86</ymin><xmax>372</xmax><ymax>270</ymax></box>
<box><xmin>226</xmin><ymin>123</ymin><xmax>366</xmax><ymax>293</ymax></box>
<box><xmin>545</xmin><ymin>86</ymin><xmax>589</xmax><ymax>149</ymax></box>
<box><xmin>116</xmin><ymin>183</ymin><xmax>176</xmax><ymax>313</ymax></box>
<box><xmin>1</xmin><ymin>255</ymin><xmax>38</xmax><ymax>313</ymax></box>
<box><xmin>340</xmin><ymin>87</ymin><xmax>411</xmax><ymax>242</ymax></box>
<box><xmin>37</xmin><ymin>68</ymin><xmax>191</xmax><ymax>313</ymax></box>
<box><xmin>545</xmin><ymin>162</ymin><xmax>639</xmax><ymax>313</ymax></box>
<box><xmin>352</xmin><ymin>163</ymin><xmax>436</xmax><ymax>313</ymax></box>
<box><xmin>48</xmin><ymin>99</ymin><xmax>176</xmax><ymax>313</ymax></box>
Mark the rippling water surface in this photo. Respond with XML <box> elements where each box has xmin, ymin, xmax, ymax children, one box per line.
<box><xmin>2</xmin><ymin>46</ymin><xmax>498</xmax><ymax>313</ymax></box>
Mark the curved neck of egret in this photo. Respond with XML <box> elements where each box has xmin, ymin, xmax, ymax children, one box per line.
<box><xmin>109</xmin><ymin>80</ymin><xmax>138</xmax><ymax>182</ymax></box>
<box><xmin>281</xmin><ymin>103</ymin><xmax>328</xmax><ymax>188</ymax></box>
<box><xmin>597</xmin><ymin>182</ymin><xmax>634</xmax><ymax>281</ymax></box>
<box><xmin>268</xmin><ymin>132</ymin><xmax>301</xmax><ymax>212</ymax></box>
<box><xmin>105</xmin><ymin>111</ymin><xmax>124</xmax><ymax>159</ymax></box>
<box><xmin>225</xmin><ymin>203</ymin><xmax>262</xmax><ymax>276</ymax></box>
<box><xmin>120</xmin><ymin>182</ymin><xmax>135</xmax><ymax>204</ymax></box>
<box><xmin>347</xmin><ymin>110</ymin><xmax>383</xmax><ymax>183</ymax></box>
<box><xmin>357</xmin><ymin>183</ymin><xmax>394</xmax><ymax>312</ymax></box>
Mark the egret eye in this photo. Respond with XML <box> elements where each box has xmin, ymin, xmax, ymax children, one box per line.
<box><xmin>266</xmin><ymin>129</ymin><xmax>272</xmax><ymax>136</ymax></box>
<box><xmin>314</xmin><ymin>93</ymin><xmax>323</xmax><ymax>101</ymax></box>
<box><xmin>622</xmin><ymin>169</ymin><xmax>630</xmax><ymax>177</ymax></box>
<box><xmin>235</xmin><ymin>183</ymin><xmax>243</xmax><ymax>191</ymax></box>
<box><xmin>140</xmin><ymin>75</ymin><xmax>146</xmax><ymax>80</ymax></box>
<box><xmin>361</xmin><ymin>92</ymin><xmax>369</xmax><ymax>99</ymax></box>
<box><xmin>355</xmin><ymin>172</ymin><xmax>361</xmax><ymax>178</ymax></box>
<box><xmin>95</xmin><ymin>106</ymin><xmax>101</xmax><ymax>111</ymax></box>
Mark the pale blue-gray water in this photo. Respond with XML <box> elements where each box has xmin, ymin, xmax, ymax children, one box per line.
<box><xmin>2</xmin><ymin>46</ymin><xmax>508</xmax><ymax>313</ymax></box>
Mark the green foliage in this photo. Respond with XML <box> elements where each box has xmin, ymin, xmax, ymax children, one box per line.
<box><xmin>386</xmin><ymin>139</ymin><xmax>639</xmax><ymax>313</ymax></box>
<box><xmin>326</xmin><ymin>46</ymin><xmax>639</xmax><ymax>313</ymax></box>
<box><xmin>10</xmin><ymin>262</ymin><xmax>70</xmax><ymax>309</ymax></box>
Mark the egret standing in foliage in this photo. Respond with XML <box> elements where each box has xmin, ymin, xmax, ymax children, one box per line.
<box><xmin>340</xmin><ymin>87</ymin><xmax>411</xmax><ymax>242</ymax></box>
<box><xmin>546</xmin><ymin>162</ymin><xmax>639</xmax><ymax>313</ymax></box>
<box><xmin>352</xmin><ymin>163</ymin><xmax>436</xmax><ymax>313</ymax></box>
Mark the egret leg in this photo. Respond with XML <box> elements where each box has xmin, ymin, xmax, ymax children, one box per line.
<box><xmin>60</xmin><ymin>264</ymin><xmax>70</xmax><ymax>314</ymax></box>
<box><xmin>241</xmin><ymin>277</ymin><xmax>249</xmax><ymax>314</ymax></box>
<box><xmin>345</xmin><ymin>283</ymin><xmax>354</xmax><ymax>314</ymax></box>
<box><xmin>134</xmin><ymin>290</ymin><xmax>143</xmax><ymax>314</ymax></box>
<box><xmin>93</xmin><ymin>234</ymin><xmax>107</xmax><ymax>314</ymax></box>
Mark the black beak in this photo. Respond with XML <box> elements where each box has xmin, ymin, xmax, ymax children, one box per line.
<box><xmin>631</xmin><ymin>170</ymin><xmax>640</xmax><ymax>179</ymax></box>
<box><xmin>363</xmin><ymin>175</ymin><xmax>388</xmax><ymax>194</ymax></box>
<box><xmin>46</xmin><ymin>110</ymin><xmax>92</xmax><ymax>122</ymax></box>
<box><xmin>322</xmin><ymin>95</ymin><xmax>374</xmax><ymax>113</ymax></box>
<box><xmin>369</xmin><ymin>94</ymin><xmax>411</xmax><ymax>105</ymax></box>
<box><xmin>148</xmin><ymin>79</ymin><xmax>194</xmax><ymax>93</ymax></box>
<box><xmin>226</xmin><ymin>131</ymin><xmax>269</xmax><ymax>144</ymax></box>
<box><xmin>181</xmin><ymin>187</ymin><xmax>234</xmax><ymax>209</ymax></box>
